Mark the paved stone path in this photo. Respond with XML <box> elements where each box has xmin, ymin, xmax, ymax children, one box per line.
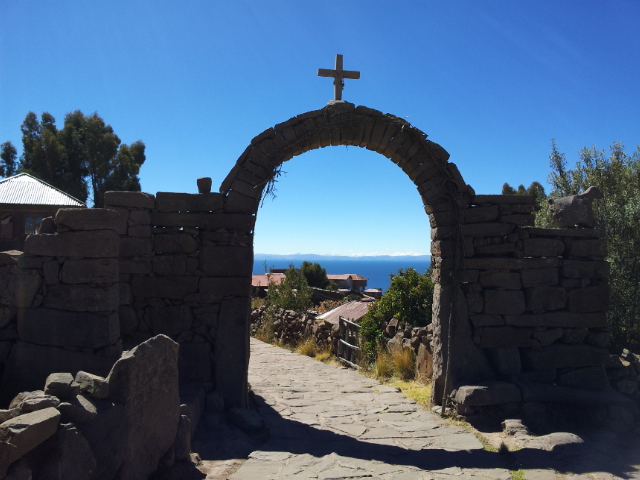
<box><xmin>226</xmin><ymin>339</ymin><xmax>640</xmax><ymax>480</ymax></box>
<box><xmin>229</xmin><ymin>339</ymin><xmax>509</xmax><ymax>479</ymax></box>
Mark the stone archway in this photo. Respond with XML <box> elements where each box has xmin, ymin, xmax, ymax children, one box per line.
<box><xmin>217</xmin><ymin>101</ymin><xmax>487</xmax><ymax>407</ymax></box>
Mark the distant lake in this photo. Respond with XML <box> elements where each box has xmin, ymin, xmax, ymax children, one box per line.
<box><xmin>253</xmin><ymin>257</ymin><xmax>431</xmax><ymax>292</ymax></box>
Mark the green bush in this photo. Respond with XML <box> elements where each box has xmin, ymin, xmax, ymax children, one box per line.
<box><xmin>360</xmin><ymin>266</ymin><xmax>434</xmax><ymax>364</ymax></box>
<box><xmin>266</xmin><ymin>264</ymin><xmax>312</xmax><ymax>312</ymax></box>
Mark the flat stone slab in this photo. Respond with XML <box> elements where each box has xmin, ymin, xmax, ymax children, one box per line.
<box><xmin>228</xmin><ymin>339</ymin><xmax>513</xmax><ymax>480</ymax></box>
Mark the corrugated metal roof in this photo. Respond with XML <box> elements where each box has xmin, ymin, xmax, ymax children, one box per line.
<box><xmin>0</xmin><ymin>173</ymin><xmax>85</xmax><ymax>207</ymax></box>
<box><xmin>316</xmin><ymin>299</ymin><xmax>374</xmax><ymax>324</ymax></box>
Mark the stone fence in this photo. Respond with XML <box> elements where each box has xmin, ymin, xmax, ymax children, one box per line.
<box><xmin>0</xmin><ymin>188</ymin><xmax>255</xmax><ymax>410</ymax></box>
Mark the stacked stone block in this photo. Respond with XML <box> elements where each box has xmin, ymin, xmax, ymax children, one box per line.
<box><xmin>452</xmin><ymin>194</ymin><xmax>611</xmax><ymax>391</ymax></box>
<box><xmin>0</xmin><ymin>209</ymin><xmax>122</xmax><ymax>403</ymax></box>
<box><xmin>104</xmin><ymin>189</ymin><xmax>255</xmax><ymax>408</ymax></box>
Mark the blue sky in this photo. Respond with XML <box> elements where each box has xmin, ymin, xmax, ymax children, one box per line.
<box><xmin>1</xmin><ymin>1</ymin><xmax>638</xmax><ymax>256</ymax></box>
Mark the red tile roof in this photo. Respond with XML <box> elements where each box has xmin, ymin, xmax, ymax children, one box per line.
<box><xmin>327</xmin><ymin>274</ymin><xmax>368</xmax><ymax>281</ymax></box>
<box><xmin>252</xmin><ymin>273</ymin><xmax>286</xmax><ymax>287</ymax></box>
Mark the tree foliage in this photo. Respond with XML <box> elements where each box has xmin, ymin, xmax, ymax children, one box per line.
<box><xmin>545</xmin><ymin>140</ymin><xmax>640</xmax><ymax>352</ymax></box>
<box><xmin>3</xmin><ymin>111</ymin><xmax>145</xmax><ymax>206</ymax></box>
<box><xmin>0</xmin><ymin>141</ymin><xmax>17</xmax><ymax>177</ymax></box>
<box><xmin>502</xmin><ymin>181</ymin><xmax>547</xmax><ymax>209</ymax></box>
<box><xmin>360</xmin><ymin>267</ymin><xmax>434</xmax><ymax>363</ymax></box>
<box><xmin>300</xmin><ymin>261</ymin><xmax>337</xmax><ymax>290</ymax></box>
<box><xmin>266</xmin><ymin>264</ymin><xmax>313</xmax><ymax>312</ymax></box>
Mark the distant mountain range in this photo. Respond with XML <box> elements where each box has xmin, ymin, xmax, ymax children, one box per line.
<box><xmin>254</xmin><ymin>253</ymin><xmax>431</xmax><ymax>262</ymax></box>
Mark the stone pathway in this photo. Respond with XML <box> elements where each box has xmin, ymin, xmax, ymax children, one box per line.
<box><xmin>224</xmin><ymin>339</ymin><xmax>640</xmax><ymax>480</ymax></box>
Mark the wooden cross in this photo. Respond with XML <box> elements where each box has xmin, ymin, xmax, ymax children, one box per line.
<box><xmin>317</xmin><ymin>54</ymin><xmax>360</xmax><ymax>101</ymax></box>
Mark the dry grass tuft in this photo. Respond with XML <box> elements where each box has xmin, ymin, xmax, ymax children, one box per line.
<box><xmin>390</xmin><ymin>346</ymin><xmax>415</xmax><ymax>380</ymax></box>
<box><xmin>295</xmin><ymin>336</ymin><xmax>318</xmax><ymax>357</ymax></box>
<box><xmin>374</xmin><ymin>349</ymin><xmax>394</xmax><ymax>379</ymax></box>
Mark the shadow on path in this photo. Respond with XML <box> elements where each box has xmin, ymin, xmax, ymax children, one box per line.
<box><xmin>245</xmin><ymin>393</ymin><xmax>640</xmax><ymax>478</ymax></box>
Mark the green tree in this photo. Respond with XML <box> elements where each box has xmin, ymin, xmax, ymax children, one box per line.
<box><xmin>267</xmin><ymin>264</ymin><xmax>312</xmax><ymax>312</ymax></box>
<box><xmin>0</xmin><ymin>141</ymin><xmax>17</xmax><ymax>177</ymax></box>
<box><xmin>360</xmin><ymin>267</ymin><xmax>434</xmax><ymax>363</ymax></box>
<box><xmin>502</xmin><ymin>180</ymin><xmax>548</xmax><ymax>216</ymax></box>
<box><xmin>300</xmin><ymin>261</ymin><xmax>337</xmax><ymax>290</ymax></box>
<box><xmin>544</xmin><ymin>141</ymin><xmax>640</xmax><ymax>351</ymax></box>
<box><xmin>6</xmin><ymin>111</ymin><xmax>145</xmax><ymax>206</ymax></box>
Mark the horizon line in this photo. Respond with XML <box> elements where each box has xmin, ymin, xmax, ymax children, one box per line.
<box><xmin>254</xmin><ymin>252</ymin><xmax>431</xmax><ymax>257</ymax></box>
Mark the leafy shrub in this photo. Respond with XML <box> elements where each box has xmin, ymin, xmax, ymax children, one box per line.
<box><xmin>360</xmin><ymin>266</ymin><xmax>434</xmax><ymax>364</ymax></box>
<box><xmin>266</xmin><ymin>264</ymin><xmax>312</xmax><ymax>312</ymax></box>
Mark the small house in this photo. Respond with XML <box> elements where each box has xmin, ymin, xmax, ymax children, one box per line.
<box><xmin>326</xmin><ymin>274</ymin><xmax>368</xmax><ymax>292</ymax></box>
<box><xmin>0</xmin><ymin>173</ymin><xmax>85</xmax><ymax>251</ymax></box>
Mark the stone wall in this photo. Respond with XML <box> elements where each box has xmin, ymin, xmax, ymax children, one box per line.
<box><xmin>0</xmin><ymin>102</ymin><xmax>630</xmax><ymax>421</ymax></box>
<box><xmin>0</xmin><ymin>188</ymin><xmax>256</xmax><ymax>410</ymax></box>
<box><xmin>460</xmin><ymin>194</ymin><xmax>611</xmax><ymax>386</ymax></box>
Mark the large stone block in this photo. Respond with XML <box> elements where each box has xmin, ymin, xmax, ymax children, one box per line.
<box><xmin>120</xmin><ymin>237</ymin><xmax>153</xmax><ymax>257</ymax></box>
<box><xmin>155</xmin><ymin>192</ymin><xmax>223</xmax><ymax>213</ymax></box>
<box><xmin>562</xmin><ymin>260</ymin><xmax>610</xmax><ymax>279</ymax></box>
<box><xmin>199</xmin><ymin>245</ymin><xmax>253</xmax><ymax>277</ymax></box>
<box><xmin>533</xmin><ymin>328</ymin><xmax>564</xmax><ymax>347</ymax></box>
<box><xmin>37</xmin><ymin>423</ymin><xmax>96</xmax><ymax>480</ymax></box>
<box><xmin>153</xmin><ymin>232</ymin><xmax>198</xmax><ymax>254</ymax></box>
<box><xmin>522</xmin><ymin>238</ymin><xmax>564</xmax><ymax>257</ymax></box>
<box><xmin>483</xmin><ymin>290</ymin><xmax>525</xmax><ymax>315</ymax></box>
<box><xmin>199</xmin><ymin>277</ymin><xmax>250</xmax><ymax>298</ymax></box>
<box><xmin>215</xmin><ymin>297</ymin><xmax>251</xmax><ymax>409</ymax></box>
<box><xmin>44</xmin><ymin>284</ymin><xmax>119</xmax><ymax>312</ymax></box>
<box><xmin>505</xmin><ymin>311</ymin><xmax>607</xmax><ymax>328</ymax></box>
<box><xmin>119</xmin><ymin>259</ymin><xmax>152</xmax><ymax>275</ymax></box>
<box><xmin>477</xmin><ymin>326</ymin><xmax>532</xmax><ymax>348</ymax></box>
<box><xmin>478</xmin><ymin>272</ymin><xmax>521</xmax><ymax>290</ymax></box>
<box><xmin>464</xmin><ymin>257</ymin><xmax>559</xmax><ymax>270</ymax></box>
<box><xmin>453</xmin><ymin>381</ymin><xmax>521</xmax><ymax>406</ymax></box>
<box><xmin>0</xmin><ymin>266</ymin><xmax>41</xmax><ymax>308</ymax></box>
<box><xmin>520</xmin><ymin>344</ymin><xmax>608</xmax><ymax>371</ymax></box>
<box><xmin>61</xmin><ymin>258</ymin><xmax>118</xmax><ymax>284</ymax></box>
<box><xmin>75</xmin><ymin>400</ymin><xmax>127</xmax><ymax>480</ymax></box>
<box><xmin>520</xmin><ymin>268</ymin><xmax>558</xmax><ymax>287</ymax></box>
<box><xmin>193</xmin><ymin>304</ymin><xmax>220</xmax><ymax>327</ymax></box>
<box><xmin>566</xmin><ymin>239</ymin><xmax>606</xmax><ymax>258</ymax></box>
<box><xmin>461</xmin><ymin>222</ymin><xmax>515</xmax><ymax>237</ymax></box>
<box><xmin>152</xmin><ymin>255</ymin><xmax>187</xmax><ymax>276</ymax></box>
<box><xmin>104</xmin><ymin>191</ymin><xmax>155</xmax><ymax>209</ymax></box>
<box><xmin>525</xmin><ymin>286</ymin><xmax>566</xmax><ymax>312</ymax></box>
<box><xmin>416</xmin><ymin>343</ymin><xmax>433</xmax><ymax>381</ymax></box>
<box><xmin>23</xmin><ymin>230</ymin><xmax>119</xmax><ymax>258</ymax></box>
<box><xmin>431</xmin><ymin>284</ymin><xmax>496</xmax><ymax>406</ymax></box>
<box><xmin>55</xmin><ymin>208</ymin><xmax>120</xmax><ymax>232</ymax></box>
<box><xmin>472</xmin><ymin>195</ymin><xmax>534</xmax><ymax>205</ymax></box>
<box><xmin>106</xmin><ymin>335</ymin><xmax>180</xmax><ymax>480</ymax></box>
<box><xmin>224</xmin><ymin>190</ymin><xmax>258</xmax><ymax>214</ymax></box>
<box><xmin>128</xmin><ymin>209</ymin><xmax>151</xmax><ymax>225</ymax></box>
<box><xmin>0</xmin><ymin>407</ymin><xmax>61</xmax><ymax>477</ymax></box>
<box><xmin>147</xmin><ymin>304</ymin><xmax>193</xmax><ymax>336</ymax></box>
<box><xmin>0</xmin><ymin>342</ymin><xmax>115</xmax><ymax>405</ymax></box>
<box><xmin>178</xmin><ymin>341</ymin><xmax>212</xmax><ymax>384</ymax></box>
<box><xmin>17</xmin><ymin>308</ymin><xmax>119</xmax><ymax>349</ymax></box>
<box><xmin>150</xmin><ymin>212</ymin><xmax>255</xmax><ymax>233</ymax></box>
<box><xmin>486</xmin><ymin>347</ymin><xmax>521</xmax><ymax>375</ymax></box>
<box><xmin>131</xmin><ymin>276</ymin><xmax>199</xmax><ymax>299</ymax></box>
<box><xmin>556</xmin><ymin>365</ymin><xmax>610</xmax><ymax>391</ymax></box>
<box><xmin>567</xmin><ymin>284</ymin><xmax>610</xmax><ymax>312</ymax></box>
<box><xmin>463</xmin><ymin>205</ymin><xmax>499</xmax><ymax>223</ymax></box>
<box><xmin>469</xmin><ymin>315</ymin><xmax>503</xmax><ymax>327</ymax></box>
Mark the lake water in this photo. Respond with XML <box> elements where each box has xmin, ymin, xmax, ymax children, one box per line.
<box><xmin>252</xmin><ymin>257</ymin><xmax>431</xmax><ymax>292</ymax></box>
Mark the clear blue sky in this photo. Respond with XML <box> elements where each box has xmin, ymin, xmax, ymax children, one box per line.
<box><xmin>1</xmin><ymin>1</ymin><xmax>638</xmax><ymax>256</ymax></box>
